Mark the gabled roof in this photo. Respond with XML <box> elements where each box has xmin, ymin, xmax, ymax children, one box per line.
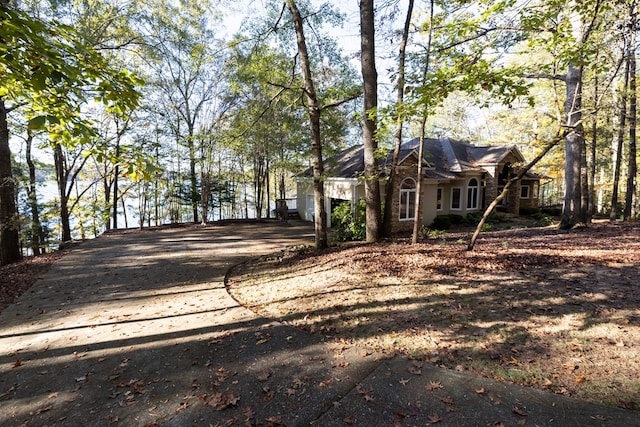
<box><xmin>299</xmin><ymin>137</ymin><xmax>525</xmax><ymax>179</ymax></box>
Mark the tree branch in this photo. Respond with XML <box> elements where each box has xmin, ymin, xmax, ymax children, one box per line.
<box><xmin>467</xmin><ymin>128</ymin><xmax>569</xmax><ymax>251</ymax></box>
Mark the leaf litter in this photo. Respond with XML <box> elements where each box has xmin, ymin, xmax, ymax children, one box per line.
<box><xmin>229</xmin><ymin>222</ymin><xmax>640</xmax><ymax>410</ymax></box>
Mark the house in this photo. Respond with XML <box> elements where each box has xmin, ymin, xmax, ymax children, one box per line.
<box><xmin>296</xmin><ymin>137</ymin><xmax>542</xmax><ymax>233</ymax></box>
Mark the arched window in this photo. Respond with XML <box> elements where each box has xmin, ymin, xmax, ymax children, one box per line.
<box><xmin>399</xmin><ymin>178</ymin><xmax>416</xmax><ymax>220</ymax></box>
<box><xmin>467</xmin><ymin>178</ymin><xmax>479</xmax><ymax>210</ymax></box>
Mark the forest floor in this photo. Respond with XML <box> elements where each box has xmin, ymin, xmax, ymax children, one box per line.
<box><xmin>0</xmin><ymin>250</ymin><xmax>67</xmax><ymax>314</ymax></box>
<box><xmin>227</xmin><ymin>220</ymin><xmax>640</xmax><ymax>410</ymax></box>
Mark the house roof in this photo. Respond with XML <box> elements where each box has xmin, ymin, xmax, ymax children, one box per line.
<box><xmin>300</xmin><ymin>137</ymin><xmax>527</xmax><ymax>180</ymax></box>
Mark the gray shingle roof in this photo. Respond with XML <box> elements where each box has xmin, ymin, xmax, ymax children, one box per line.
<box><xmin>299</xmin><ymin>137</ymin><xmax>522</xmax><ymax>179</ymax></box>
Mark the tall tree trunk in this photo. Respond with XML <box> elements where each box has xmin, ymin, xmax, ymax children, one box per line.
<box><xmin>0</xmin><ymin>98</ymin><xmax>21</xmax><ymax>265</ymax></box>
<box><xmin>286</xmin><ymin>0</ymin><xmax>327</xmax><ymax>249</ymax></box>
<box><xmin>625</xmin><ymin>4</ymin><xmax>637</xmax><ymax>220</ymax></box>
<box><xmin>188</xmin><ymin>134</ymin><xmax>198</xmax><ymax>223</ymax></box>
<box><xmin>383</xmin><ymin>0</ymin><xmax>414</xmax><ymax>238</ymax></box>
<box><xmin>611</xmin><ymin>57</ymin><xmax>629</xmax><ymax>221</ymax></box>
<box><xmin>560</xmin><ymin>63</ymin><xmax>586</xmax><ymax>229</ymax></box>
<box><xmin>112</xmin><ymin>141</ymin><xmax>119</xmax><ymax>230</ymax></box>
<box><xmin>589</xmin><ymin>75</ymin><xmax>597</xmax><ymax>217</ymax></box>
<box><xmin>412</xmin><ymin>0</ymin><xmax>434</xmax><ymax>245</ymax></box>
<box><xmin>360</xmin><ymin>0</ymin><xmax>381</xmax><ymax>242</ymax></box>
<box><xmin>26</xmin><ymin>130</ymin><xmax>43</xmax><ymax>255</ymax></box>
<box><xmin>54</xmin><ymin>143</ymin><xmax>72</xmax><ymax>242</ymax></box>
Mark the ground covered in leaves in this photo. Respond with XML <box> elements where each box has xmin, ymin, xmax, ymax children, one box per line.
<box><xmin>228</xmin><ymin>221</ymin><xmax>640</xmax><ymax>410</ymax></box>
<box><xmin>0</xmin><ymin>251</ymin><xmax>66</xmax><ymax>313</ymax></box>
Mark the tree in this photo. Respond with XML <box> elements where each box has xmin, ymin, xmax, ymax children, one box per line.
<box><xmin>360</xmin><ymin>0</ymin><xmax>382</xmax><ymax>243</ymax></box>
<box><xmin>382</xmin><ymin>0</ymin><xmax>414</xmax><ymax>238</ymax></box>
<box><xmin>1</xmin><ymin>5</ymin><xmax>139</xmax><ymax>261</ymax></box>
<box><xmin>285</xmin><ymin>0</ymin><xmax>328</xmax><ymax>249</ymax></box>
<box><xmin>624</xmin><ymin>1</ymin><xmax>637</xmax><ymax>220</ymax></box>
<box><xmin>139</xmin><ymin>0</ymin><xmax>224</xmax><ymax>223</ymax></box>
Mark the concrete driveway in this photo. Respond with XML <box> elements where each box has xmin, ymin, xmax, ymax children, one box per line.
<box><xmin>1</xmin><ymin>221</ymin><xmax>637</xmax><ymax>426</ymax></box>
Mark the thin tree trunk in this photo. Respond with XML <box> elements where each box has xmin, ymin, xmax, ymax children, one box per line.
<box><xmin>113</xmin><ymin>140</ymin><xmax>119</xmax><ymax>229</ymax></box>
<box><xmin>611</xmin><ymin>48</ymin><xmax>630</xmax><ymax>221</ymax></box>
<box><xmin>411</xmin><ymin>0</ymin><xmax>435</xmax><ymax>245</ymax></box>
<box><xmin>54</xmin><ymin>143</ymin><xmax>72</xmax><ymax>242</ymax></box>
<box><xmin>26</xmin><ymin>130</ymin><xmax>42</xmax><ymax>255</ymax></box>
<box><xmin>286</xmin><ymin>0</ymin><xmax>328</xmax><ymax>249</ymax></box>
<box><xmin>625</xmin><ymin>3</ymin><xmax>637</xmax><ymax>220</ymax></box>
<box><xmin>360</xmin><ymin>0</ymin><xmax>381</xmax><ymax>243</ymax></box>
<box><xmin>188</xmin><ymin>133</ymin><xmax>198</xmax><ymax>223</ymax></box>
<box><xmin>589</xmin><ymin>75</ymin><xmax>597</xmax><ymax>217</ymax></box>
<box><xmin>468</xmin><ymin>130</ymin><xmax>568</xmax><ymax>251</ymax></box>
<box><xmin>383</xmin><ymin>0</ymin><xmax>414</xmax><ymax>238</ymax></box>
<box><xmin>0</xmin><ymin>98</ymin><xmax>21</xmax><ymax>265</ymax></box>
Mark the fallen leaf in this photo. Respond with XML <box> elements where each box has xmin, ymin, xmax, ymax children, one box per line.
<box><xmin>0</xmin><ymin>386</ymin><xmax>16</xmax><ymax>399</ymax></box>
<box><xmin>427</xmin><ymin>413</ymin><xmax>442</xmax><ymax>424</ymax></box>
<box><xmin>512</xmin><ymin>405</ymin><xmax>527</xmax><ymax>416</ymax></box>
<box><xmin>265</xmin><ymin>415</ymin><xmax>282</xmax><ymax>426</ymax></box>
<box><xmin>474</xmin><ymin>387</ymin><xmax>485</xmax><ymax>395</ymax></box>
<box><xmin>440</xmin><ymin>396</ymin><xmax>454</xmax><ymax>406</ymax></box>
<box><xmin>12</xmin><ymin>359</ymin><xmax>21</xmax><ymax>368</ymax></box>
<box><xmin>257</xmin><ymin>369</ymin><xmax>272</xmax><ymax>382</ymax></box>
<box><xmin>35</xmin><ymin>405</ymin><xmax>53</xmax><ymax>415</ymax></box>
<box><xmin>575</xmin><ymin>374</ymin><xmax>587</xmax><ymax>383</ymax></box>
<box><xmin>207</xmin><ymin>392</ymin><xmax>239</xmax><ymax>411</ymax></box>
<box><xmin>343</xmin><ymin>416</ymin><xmax>356</xmax><ymax>425</ymax></box>
<box><xmin>426</xmin><ymin>380</ymin><xmax>443</xmax><ymax>391</ymax></box>
<box><xmin>399</xmin><ymin>378</ymin><xmax>410</xmax><ymax>386</ymax></box>
<box><xmin>262</xmin><ymin>387</ymin><xmax>274</xmax><ymax>401</ymax></box>
<box><xmin>408</xmin><ymin>365</ymin><xmax>422</xmax><ymax>375</ymax></box>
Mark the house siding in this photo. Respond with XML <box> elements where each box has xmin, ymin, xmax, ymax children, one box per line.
<box><xmin>296</xmin><ymin>138</ymin><xmax>542</xmax><ymax>236</ymax></box>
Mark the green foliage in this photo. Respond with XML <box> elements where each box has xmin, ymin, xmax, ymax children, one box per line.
<box><xmin>0</xmin><ymin>6</ymin><xmax>141</xmax><ymax>138</ymax></box>
<box><xmin>331</xmin><ymin>200</ymin><xmax>366</xmax><ymax>241</ymax></box>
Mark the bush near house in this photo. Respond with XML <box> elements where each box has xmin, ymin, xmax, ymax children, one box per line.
<box><xmin>331</xmin><ymin>200</ymin><xmax>366</xmax><ymax>241</ymax></box>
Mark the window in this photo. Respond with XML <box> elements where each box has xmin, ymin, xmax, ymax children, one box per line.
<box><xmin>532</xmin><ymin>182</ymin><xmax>539</xmax><ymax>198</ymax></box>
<box><xmin>436</xmin><ymin>187</ymin><xmax>443</xmax><ymax>211</ymax></box>
<box><xmin>399</xmin><ymin>178</ymin><xmax>416</xmax><ymax>220</ymax></box>
<box><xmin>521</xmin><ymin>185</ymin><xmax>530</xmax><ymax>199</ymax></box>
<box><xmin>467</xmin><ymin>178</ymin><xmax>479</xmax><ymax>210</ymax></box>
<box><xmin>451</xmin><ymin>187</ymin><xmax>462</xmax><ymax>210</ymax></box>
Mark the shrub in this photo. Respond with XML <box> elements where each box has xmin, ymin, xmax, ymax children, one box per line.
<box><xmin>430</xmin><ymin>215</ymin><xmax>452</xmax><ymax>230</ymax></box>
<box><xmin>331</xmin><ymin>199</ymin><xmax>366</xmax><ymax>241</ymax></box>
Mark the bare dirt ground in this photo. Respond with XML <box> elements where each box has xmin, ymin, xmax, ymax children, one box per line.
<box><xmin>227</xmin><ymin>221</ymin><xmax>640</xmax><ymax>410</ymax></box>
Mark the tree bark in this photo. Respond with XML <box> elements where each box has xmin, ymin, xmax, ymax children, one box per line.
<box><xmin>589</xmin><ymin>75</ymin><xmax>597</xmax><ymax>217</ymax></box>
<box><xmin>411</xmin><ymin>0</ymin><xmax>434</xmax><ymax>245</ymax></box>
<box><xmin>0</xmin><ymin>98</ymin><xmax>21</xmax><ymax>265</ymax></box>
<box><xmin>610</xmin><ymin>56</ymin><xmax>629</xmax><ymax>221</ymax></box>
<box><xmin>26</xmin><ymin>130</ymin><xmax>43</xmax><ymax>255</ymax></box>
<box><xmin>54</xmin><ymin>143</ymin><xmax>72</xmax><ymax>242</ymax></box>
<box><xmin>624</xmin><ymin>4</ymin><xmax>637</xmax><ymax>220</ymax></box>
<box><xmin>286</xmin><ymin>0</ymin><xmax>327</xmax><ymax>249</ymax></box>
<box><xmin>360</xmin><ymin>0</ymin><xmax>381</xmax><ymax>242</ymax></box>
<box><xmin>383</xmin><ymin>0</ymin><xmax>414</xmax><ymax>238</ymax></box>
<box><xmin>560</xmin><ymin>63</ymin><xmax>586</xmax><ymax>229</ymax></box>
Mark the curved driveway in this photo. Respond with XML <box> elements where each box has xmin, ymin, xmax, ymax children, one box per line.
<box><xmin>0</xmin><ymin>222</ymin><xmax>378</xmax><ymax>426</ymax></box>
<box><xmin>2</xmin><ymin>221</ymin><xmax>638</xmax><ymax>426</ymax></box>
